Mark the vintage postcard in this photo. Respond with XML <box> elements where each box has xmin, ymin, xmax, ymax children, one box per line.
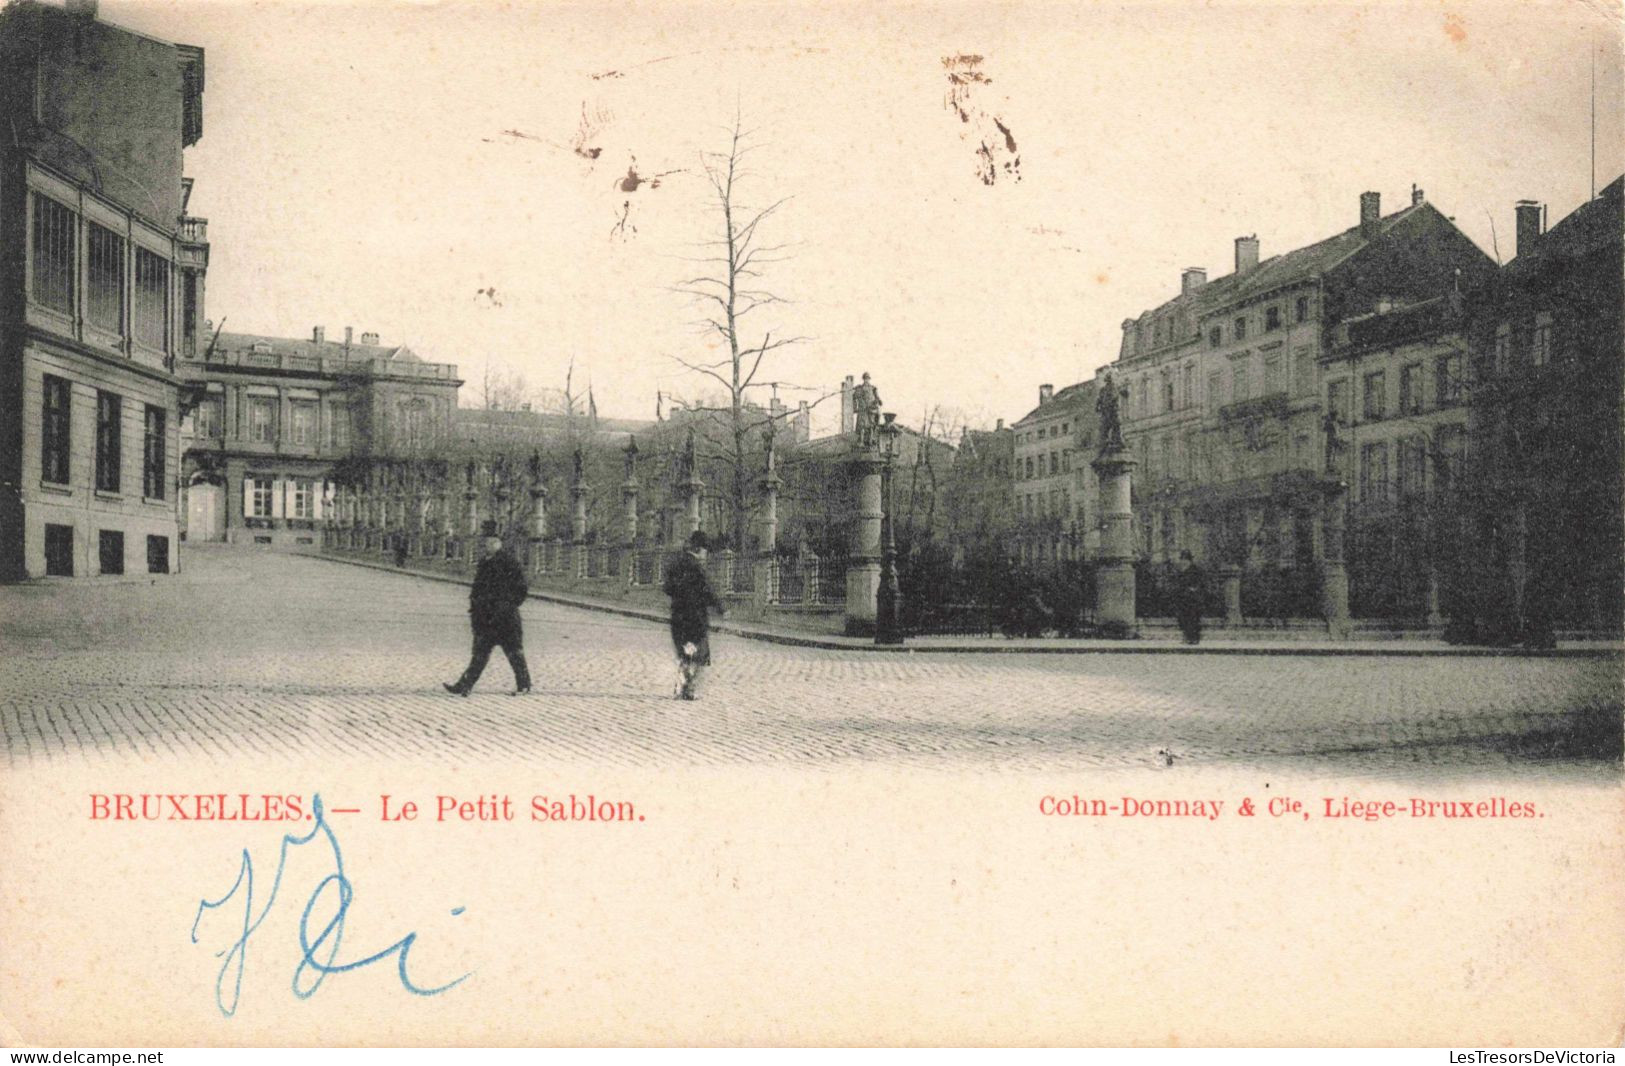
<box><xmin>1</xmin><ymin>0</ymin><xmax>1622</xmax><ymax>1048</ymax></box>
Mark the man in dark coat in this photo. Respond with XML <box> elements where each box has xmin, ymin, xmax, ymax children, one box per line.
<box><xmin>1173</xmin><ymin>550</ymin><xmax>1207</xmax><ymax>645</ymax></box>
<box><xmin>444</xmin><ymin>520</ymin><xmax>532</xmax><ymax>696</ymax></box>
<box><xmin>663</xmin><ymin>530</ymin><xmax>725</xmax><ymax>700</ymax></box>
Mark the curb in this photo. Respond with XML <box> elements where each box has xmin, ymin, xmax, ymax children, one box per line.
<box><xmin>310</xmin><ymin>552</ymin><xmax>1624</xmax><ymax>659</ymax></box>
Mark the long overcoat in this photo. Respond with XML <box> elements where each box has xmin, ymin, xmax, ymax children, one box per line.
<box><xmin>663</xmin><ymin>551</ymin><xmax>724</xmax><ymax>663</ymax></box>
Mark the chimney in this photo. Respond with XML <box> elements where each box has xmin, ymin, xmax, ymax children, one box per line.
<box><xmin>1039</xmin><ymin>384</ymin><xmax>1054</xmax><ymax>405</ymax></box>
<box><xmin>797</xmin><ymin>401</ymin><xmax>810</xmax><ymax>442</ymax></box>
<box><xmin>344</xmin><ymin>326</ymin><xmax>353</xmax><ymax>347</ymax></box>
<box><xmin>1515</xmin><ymin>200</ymin><xmax>1544</xmax><ymax>259</ymax></box>
<box><xmin>361</xmin><ymin>331</ymin><xmax>380</xmax><ymax>345</ymax></box>
<box><xmin>1411</xmin><ymin>184</ymin><xmax>1425</xmax><ymax>207</ymax></box>
<box><xmin>312</xmin><ymin>326</ymin><xmax>325</xmax><ymax>345</ymax></box>
<box><xmin>65</xmin><ymin>0</ymin><xmax>97</xmax><ymax>17</ymax></box>
<box><xmin>995</xmin><ymin>418</ymin><xmax>1004</xmax><ymax>431</ymax></box>
<box><xmin>1359</xmin><ymin>191</ymin><xmax>1381</xmax><ymax>240</ymax></box>
<box><xmin>1181</xmin><ymin>267</ymin><xmax>1207</xmax><ymax>295</ymax></box>
<box><xmin>1234</xmin><ymin>235</ymin><xmax>1259</xmax><ymax>274</ymax></box>
<box><xmin>840</xmin><ymin>375</ymin><xmax>855</xmax><ymax>435</ymax></box>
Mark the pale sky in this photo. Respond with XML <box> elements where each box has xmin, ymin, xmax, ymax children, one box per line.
<box><xmin>107</xmin><ymin>0</ymin><xmax>1624</xmax><ymax>434</ymax></box>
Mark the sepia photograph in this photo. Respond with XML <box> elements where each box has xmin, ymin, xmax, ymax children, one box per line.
<box><xmin>0</xmin><ymin>0</ymin><xmax>1621</xmax><ymax>1049</ymax></box>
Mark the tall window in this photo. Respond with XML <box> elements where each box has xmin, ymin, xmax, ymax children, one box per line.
<box><xmin>143</xmin><ymin>405</ymin><xmax>166</xmax><ymax>499</ymax></box>
<box><xmin>1231</xmin><ymin>360</ymin><xmax>1250</xmax><ymax>403</ymax></box>
<box><xmin>31</xmin><ymin>194</ymin><xmax>75</xmax><ymax>313</ymax></box>
<box><xmin>194</xmin><ymin>396</ymin><xmax>222</xmax><ymax>438</ymax></box>
<box><xmin>1293</xmin><ymin>346</ymin><xmax>1314</xmax><ymax>397</ymax></box>
<box><xmin>1360</xmin><ymin>442</ymin><xmax>1389</xmax><ymax>503</ymax></box>
<box><xmin>1208</xmin><ymin>326</ymin><xmax>1222</xmax><ymax>348</ymax></box>
<box><xmin>1396</xmin><ymin>437</ymin><xmax>1426</xmax><ymax>499</ymax></box>
<box><xmin>1362</xmin><ymin>370</ymin><xmax>1386</xmax><ymax>421</ymax></box>
<box><xmin>1207</xmin><ymin>371</ymin><xmax>1224</xmax><ymax>410</ymax></box>
<box><xmin>1295</xmin><ymin>296</ymin><xmax>1310</xmax><ymax>323</ymax></box>
<box><xmin>327</xmin><ymin>404</ymin><xmax>351</xmax><ymax>450</ymax></box>
<box><xmin>1233</xmin><ymin>316</ymin><xmax>1247</xmax><ymax>341</ymax></box>
<box><xmin>248</xmin><ymin>477</ymin><xmax>274</xmax><ymax>518</ymax></box>
<box><xmin>96</xmin><ymin>391</ymin><xmax>122</xmax><ymax>493</ymax></box>
<box><xmin>1327</xmin><ymin>379</ymin><xmax>1350</xmax><ymax>423</ymax></box>
<box><xmin>248</xmin><ymin>397</ymin><xmax>276</xmax><ymax>443</ymax></box>
<box><xmin>292</xmin><ymin>479</ymin><xmax>314</xmax><ymax>519</ymax></box>
<box><xmin>1181</xmin><ymin>364</ymin><xmax>1195</xmax><ymax>408</ymax></box>
<box><xmin>290</xmin><ymin>401</ymin><xmax>317</xmax><ymax>446</ymax></box>
<box><xmin>1265</xmin><ymin>306</ymin><xmax>1281</xmax><ymax>331</ymax></box>
<box><xmin>87</xmin><ymin>223</ymin><xmax>125</xmax><ymax>333</ymax></box>
<box><xmin>1493</xmin><ymin>323</ymin><xmax>1511</xmax><ymax>371</ymax></box>
<box><xmin>1263</xmin><ymin>354</ymin><xmax>1283</xmax><ymax>395</ymax></box>
<box><xmin>1163</xmin><ymin>375</ymin><xmax>1175</xmax><ymax>412</ymax></box>
<box><xmin>1531</xmin><ymin>311</ymin><xmax>1553</xmax><ymax>366</ymax></box>
<box><xmin>42</xmin><ymin>375</ymin><xmax>70</xmax><ymax>484</ymax></box>
<box><xmin>1435</xmin><ymin>352</ymin><xmax>1462</xmax><ymax>406</ymax></box>
<box><xmin>1399</xmin><ymin>363</ymin><xmax>1423</xmax><ymax>414</ymax></box>
<box><xmin>133</xmin><ymin>248</ymin><xmax>169</xmax><ymax>351</ymax></box>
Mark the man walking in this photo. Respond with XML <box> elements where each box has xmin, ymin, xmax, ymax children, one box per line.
<box><xmin>1173</xmin><ymin>549</ymin><xmax>1207</xmax><ymax>645</ymax></box>
<box><xmin>444</xmin><ymin>520</ymin><xmax>532</xmax><ymax>696</ymax></box>
<box><xmin>663</xmin><ymin>531</ymin><xmax>725</xmax><ymax>700</ymax></box>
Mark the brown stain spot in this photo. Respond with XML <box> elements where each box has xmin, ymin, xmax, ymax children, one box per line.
<box><xmin>1095</xmin><ymin>273</ymin><xmax>1110</xmax><ymax>285</ymax></box>
<box><xmin>1444</xmin><ymin>13</ymin><xmax>1467</xmax><ymax>46</ymax></box>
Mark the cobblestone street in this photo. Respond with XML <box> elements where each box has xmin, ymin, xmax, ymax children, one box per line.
<box><xmin>2</xmin><ymin>547</ymin><xmax>1620</xmax><ymax>774</ymax></box>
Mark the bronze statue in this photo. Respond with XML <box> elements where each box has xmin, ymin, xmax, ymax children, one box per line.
<box><xmin>1096</xmin><ymin>371</ymin><xmax>1126</xmax><ymax>453</ymax></box>
<box><xmin>572</xmin><ymin>446</ymin><xmax>585</xmax><ymax>484</ymax></box>
<box><xmin>852</xmin><ymin>372</ymin><xmax>882</xmax><ymax>448</ymax></box>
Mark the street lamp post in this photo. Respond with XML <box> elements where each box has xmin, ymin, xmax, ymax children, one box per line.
<box><xmin>875</xmin><ymin>412</ymin><xmax>904</xmax><ymax>646</ymax></box>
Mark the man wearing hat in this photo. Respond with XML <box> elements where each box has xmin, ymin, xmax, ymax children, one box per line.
<box><xmin>1172</xmin><ymin>549</ymin><xmax>1208</xmax><ymax>646</ymax></box>
<box><xmin>662</xmin><ymin>530</ymin><xmax>726</xmax><ymax>699</ymax></box>
<box><xmin>444</xmin><ymin>520</ymin><xmax>533</xmax><ymax>696</ymax></box>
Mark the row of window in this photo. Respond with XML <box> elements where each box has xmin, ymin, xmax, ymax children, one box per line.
<box><xmin>1128</xmin><ymin>346</ymin><xmax>1318</xmax><ymax>421</ymax></box>
<box><xmin>187</xmin><ymin>395</ymin><xmax>352</xmax><ymax>449</ymax></box>
<box><xmin>1206</xmin><ymin>297</ymin><xmax>1312</xmax><ymax>349</ymax></box>
<box><xmin>1490</xmin><ymin>313</ymin><xmax>1556</xmax><ymax>371</ymax></box>
<box><xmin>1019</xmin><ymin>488</ymin><xmax>1072</xmax><ymax>521</ymax></box>
<box><xmin>42</xmin><ymin>526</ymin><xmax>170</xmax><ymax>577</ymax></box>
<box><xmin>1326</xmin><ymin>354</ymin><xmax>1462</xmax><ymax>425</ymax></box>
<box><xmin>31</xmin><ymin>192</ymin><xmax>186</xmax><ymax>353</ymax></box>
<box><xmin>41</xmin><ymin>375</ymin><xmax>167</xmax><ymax>499</ymax></box>
<box><xmin>1356</xmin><ymin>432</ymin><xmax>1464</xmax><ymax>504</ymax></box>
<box><xmin>243</xmin><ymin>476</ymin><xmax>323</xmax><ymax>520</ymax></box>
<box><xmin>1018</xmin><ymin>450</ymin><xmax>1073</xmax><ymax>480</ymax></box>
<box><xmin>1017</xmin><ymin>421</ymin><xmax>1069</xmax><ymax>446</ymax></box>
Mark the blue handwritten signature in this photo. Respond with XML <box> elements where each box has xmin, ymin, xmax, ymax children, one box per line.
<box><xmin>190</xmin><ymin>793</ymin><xmax>471</xmax><ymax>1017</ymax></box>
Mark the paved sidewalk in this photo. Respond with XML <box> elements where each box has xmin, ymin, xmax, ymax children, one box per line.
<box><xmin>318</xmin><ymin>550</ymin><xmax>1624</xmax><ymax>659</ymax></box>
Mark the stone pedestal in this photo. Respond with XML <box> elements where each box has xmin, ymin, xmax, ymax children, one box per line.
<box><xmin>622</xmin><ymin>479</ymin><xmax>639</xmax><ymax>548</ymax></box>
<box><xmin>682</xmin><ymin>476</ymin><xmax>703</xmax><ymax>541</ymax></box>
<box><xmin>571</xmin><ymin>479</ymin><xmax>589</xmax><ymax>545</ymax></box>
<box><xmin>1218</xmin><ymin>567</ymin><xmax>1243</xmax><ymax>626</ymax></box>
<box><xmin>844</xmin><ymin>451</ymin><xmax>884</xmax><ymax>636</ymax></box>
<box><xmin>529</xmin><ymin>485</ymin><xmax>548</xmax><ymax>571</ymax></box>
<box><xmin>464</xmin><ymin>490</ymin><xmax>480</xmax><ymax>567</ymax></box>
<box><xmin>1091</xmin><ymin>448</ymin><xmax>1139</xmax><ymax>638</ymax></box>
<box><xmin>1319</xmin><ymin>478</ymin><xmax>1352</xmax><ymax>638</ymax></box>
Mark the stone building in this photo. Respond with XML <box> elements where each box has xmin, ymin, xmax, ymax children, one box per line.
<box><xmin>940</xmin><ymin>419</ymin><xmax>1014</xmax><ymax>557</ymax></box>
<box><xmin>0</xmin><ymin>0</ymin><xmax>207</xmax><ymax>578</ymax></box>
<box><xmin>1456</xmin><ymin>178</ymin><xmax>1624</xmax><ymax>641</ymax></box>
<box><xmin>1114</xmin><ymin>188</ymin><xmax>1495</xmax><ymax>619</ymax></box>
<box><xmin>176</xmin><ymin>327</ymin><xmax>461</xmax><ymax>548</ymax></box>
<box><xmin>1010</xmin><ymin>380</ymin><xmax>1098</xmax><ymax>565</ymax></box>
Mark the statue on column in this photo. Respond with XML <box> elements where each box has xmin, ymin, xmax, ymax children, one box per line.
<box><xmin>1096</xmin><ymin>370</ymin><xmax>1126</xmax><ymax>454</ymax></box>
<box><xmin>573</xmin><ymin>446</ymin><xmax>585</xmax><ymax>485</ymax></box>
<box><xmin>852</xmin><ymin>372</ymin><xmax>882</xmax><ymax>448</ymax></box>
<box><xmin>683</xmin><ymin>427</ymin><xmax>698</xmax><ymax>480</ymax></box>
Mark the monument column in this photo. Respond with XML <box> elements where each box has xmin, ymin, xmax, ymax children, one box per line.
<box><xmin>1091</xmin><ymin>447</ymin><xmax>1139</xmax><ymax>637</ymax></box>
<box><xmin>844</xmin><ymin>447</ymin><xmax>884</xmax><ymax>636</ymax></box>
<box><xmin>1320</xmin><ymin>478</ymin><xmax>1352</xmax><ymax>638</ymax></box>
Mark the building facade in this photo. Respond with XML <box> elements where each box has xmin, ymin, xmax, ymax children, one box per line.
<box><xmin>1114</xmin><ymin>188</ymin><xmax>1495</xmax><ymax>619</ymax></box>
<box><xmin>177</xmin><ymin>327</ymin><xmax>461</xmax><ymax>548</ymax></box>
<box><xmin>1457</xmin><ymin>178</ymin><xmax>1624</xmax><ymax>641</ymax></box>
<box><xmin>0</xmin><ymin>0</ymin><xmax>206</xmax><ymax>578</ymax></box>
<box><xmin>1011</xmin><ymin>380</ymin><xmax>1098</xmax><ymax>566</ymax></box>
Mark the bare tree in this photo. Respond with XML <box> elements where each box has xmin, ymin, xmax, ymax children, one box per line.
<box><xmin>670</xmin><ymin>115</ymin><xmax>807</xmax><ymax>550</ymax></box>
<box><xmin>479</xmin><ymin>359</ymin><xmax>532</xmax><ymax>412</ymax></box>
